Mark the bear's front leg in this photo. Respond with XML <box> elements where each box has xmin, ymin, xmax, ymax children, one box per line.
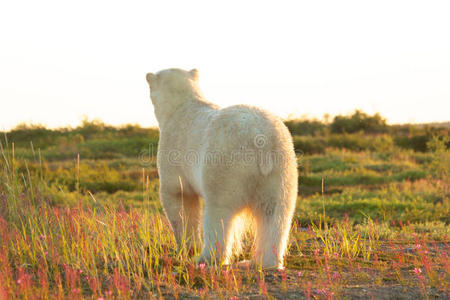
<box><xmin>160</xmin><ymin>191</ymin><xmax>202</xmax><ymax>250</ymax></box>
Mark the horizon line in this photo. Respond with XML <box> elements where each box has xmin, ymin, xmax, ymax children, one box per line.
<box><xmin>2</xmin><ymin>114</ymin><xmax>449</xmax><ymax>132</ymax></box>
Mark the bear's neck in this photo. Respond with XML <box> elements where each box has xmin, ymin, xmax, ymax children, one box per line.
<box><xmin>156</xmin><ymin>93</ymin><xmax>218</xmax><ymax>131</ymax></box>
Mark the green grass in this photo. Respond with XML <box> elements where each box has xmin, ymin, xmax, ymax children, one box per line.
<box><xmin>0</xmin><ymin>127</ymin><xmax>449</xmax><ymax>299</ymax></box>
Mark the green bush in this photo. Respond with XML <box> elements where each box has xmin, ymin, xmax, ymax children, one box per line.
<box><xmin>284</xmin><ymin>119</ymin><xmax>326</xmax><ymax>136</ymax></box>
<box><xmin>81</xmin><ymin>137</ymin><xmax>158</xmax><ymax>159</ymax></box>
<box><xmin>395</xmin><ymin>135</ymin><xmax>429</xmax><ymax>152</ymax></box>
<box><xmin>327</xmin><ymin>134</ymin><xmax>371</xmax><ymax>151</ymax></box>
<box><xmin>293</xmin><ymin>134</ymin><xmax>397</xmax><ymax>154</ymax></box>
<box><xmin>293</xmin><ymin>136</ymin><xmax>326</xmax><ymax>154</ymax></box>
<box><xmin>4</xmin><ymin>123</ymin><xmax>62</xmax><ymax>149</ymax></box>
<box><xmin>330</xmin><ymin>110</ymin><xmax>387</xmax><ymax>134</ymax></box>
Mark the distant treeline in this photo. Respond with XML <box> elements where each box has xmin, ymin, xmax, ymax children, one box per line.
<box><xmin>285</xmin><ymin>110</ymin><xmax>449</xmax><ymax>153</ymax></box>
<box><xmin>2</xmin><ymin>111</ymin><xmax>449</xmax><ymax>158</ymax></box>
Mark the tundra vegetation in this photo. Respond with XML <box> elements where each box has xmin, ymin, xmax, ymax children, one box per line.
<box><xmin>0</xmin><ymin>111</ymin><xmax>449</xmax><ymax>299</ymax></box>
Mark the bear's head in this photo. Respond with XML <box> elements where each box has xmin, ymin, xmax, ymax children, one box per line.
<box><xmin>146</xmin><ymin>68</ymin><xmax>200</xmax><ymax>125</ymax></box>
<box><xmin>146</xmin><ymin>68</ymin><xmax>199</xmax><ymax>102</ymax></box>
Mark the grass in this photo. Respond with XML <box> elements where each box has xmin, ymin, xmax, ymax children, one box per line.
<box><xmin>0</xmin><ymin>128</ymin><xmax>449</xmax><ymax>299</ymax></box>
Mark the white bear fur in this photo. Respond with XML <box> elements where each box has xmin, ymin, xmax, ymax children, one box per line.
<box><xmin>146</xmin><ymin>68</ymin><xmax>298</xmax><ymax>269</ymax></box>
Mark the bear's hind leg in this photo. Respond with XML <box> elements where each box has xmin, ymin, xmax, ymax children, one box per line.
<box><xmin>253</xmin><ymin>185</ymin><xmax>296</xmax><ymax>269</ymax></box>
<box><xmin>198</xmin><ymin>203</ymin><xmax>235</xmax><ymax>265</ymax></box>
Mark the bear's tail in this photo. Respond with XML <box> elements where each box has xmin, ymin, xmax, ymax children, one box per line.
<box><xmin>254</xmin><ymin>134</ymin><xmax>274</xmax><ymax>176</ymax></box>
<box><xmin>259</xmin><ymin>153</ymin><xmax>273</xmax><ymax>176</ymax></box>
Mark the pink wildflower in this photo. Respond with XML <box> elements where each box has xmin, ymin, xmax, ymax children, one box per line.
<box><xmin>332</xmin><ymin>271</ymin><xmax>340</xmax><ymax>279</ymax></box>
<box><xmin>316</xmin><ymin>288</ymin><xmax>326</xmax><ymax>295</ymax></box>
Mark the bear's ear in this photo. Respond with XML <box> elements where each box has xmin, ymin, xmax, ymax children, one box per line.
<box><xmin>189</xmin><ymin>69</ymin><xmax>199</xmax><ymax>81</ymax></box>
<box><xmin>146</xmin><ymin>73</ymin><xmax>157</xmax><ymax>86</ymax></box>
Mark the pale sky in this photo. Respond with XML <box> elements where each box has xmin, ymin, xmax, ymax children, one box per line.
<box><xmin>1</xmin><ymin>0</ymin><xmax>449</xmax><ymax>130</ymax></box>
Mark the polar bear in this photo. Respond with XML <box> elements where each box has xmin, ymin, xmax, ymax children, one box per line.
<box><xmin>146</xmin><ymin>68</ymin><xmax>298</xmax><ymax>269</ymax></box>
